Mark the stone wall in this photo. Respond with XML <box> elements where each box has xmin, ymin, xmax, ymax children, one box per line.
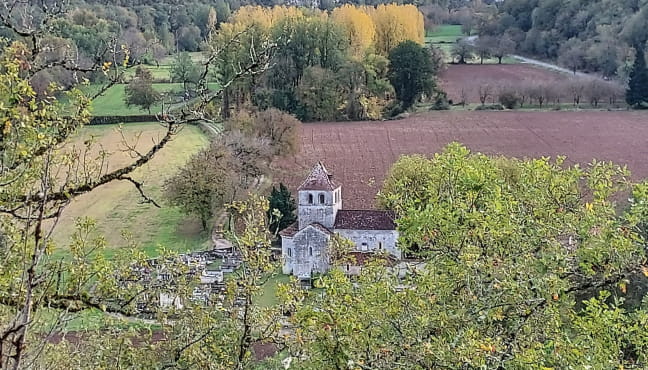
<box><xmin>335</xmin><ymin>229</ymin><xmax>401</xmax><ymax>259</ymax></box>
<box><xmin>282</xmin><ymin>226</ymin><xmax>331</xmax><ymax>278</ymax></box>
<box><xmin>297</xmin><ymin>186</ymin><xmax>342</xmax><ymax>229</ymax></box>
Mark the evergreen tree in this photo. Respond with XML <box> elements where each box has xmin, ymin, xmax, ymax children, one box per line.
<box><xmin>268</xmin><ymin>183</ymin><xmax>296</xmax><ymax>233</ymax></box>
<box><xmin>626</xmin><ymin>45</ymin><xmax>648</xmax><ymax>108</ymax></box>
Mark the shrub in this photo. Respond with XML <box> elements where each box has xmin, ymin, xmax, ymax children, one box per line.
<box><xmin>498</xmin><ymin>90</ymin><xmax>519</xmax><ymax>109</ymax></box>
<box><xmin>474</xmin><ymin>104</ymin><xmax>504</xmax><ymax>111</ymax></box>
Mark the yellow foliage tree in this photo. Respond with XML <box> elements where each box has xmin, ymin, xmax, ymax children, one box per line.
<box><xmin>331</xmin><ymin>5</ymin><xmax>376</xmax><ymax>56</ymax></box>
<box><xmin>368</xmin><ymin>4</ymin><xmax>425</xmax><ymax>55</ymax></box>
<box><xmin>230</xmin><ymin>5</ymin><xmax>305</xmax><ymax>30</ymax></box>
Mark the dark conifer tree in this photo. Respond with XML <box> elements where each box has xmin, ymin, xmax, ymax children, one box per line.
<box><xmin>626</xmin><ymin>45</ymin><xmax>648</xmax><ymax>108</ymax></box>
<box><xmin>268</xmin><ymin>183</ymin><xmax>297</xmax><ymax>233</ymax></box>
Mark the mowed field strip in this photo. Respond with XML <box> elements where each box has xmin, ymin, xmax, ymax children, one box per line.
<box><xmin>52</xmin><ymin>123</ymin><xmax>209</xmax><ymax>256</ymax></box>
<box><xmin>279</xmin><ymin>111</ymin><xmax>648</xmax><ymax>209</ymax></box>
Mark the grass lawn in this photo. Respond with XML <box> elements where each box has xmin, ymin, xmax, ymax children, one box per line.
<box><xmin>85</xmin><ymin>82</ymin><xmax>221</xmax><ymax>116</ymax></box>
<box><xmin>51</xmin><ymin>123</ymin><xmax>210</xmax><ymax>259</ymax></box>
<box><xmin>255</xmin><ymin>272</ymin><xmax>292</xmax><ymax>308</ymax></box>
<box><xmin>426</xmin><ymin>24</ymin><xmax>463</xmax><ymax>43</ymax></box>
<box><xmin>123</xmin><ymin>64</ymin><xmax>175</xmax><ymax>81</ymax></box>
<box><xmin>426</xmin><ymin>24</ymin><xmax>519</xmax><ymax>65</ymax></box>
<box><xmin>85</xmin><ymin>83</ymin><xmax>185</xmax><ymax>116</ymax></box>
<box><xmin>35</xmin><ymin>308</ymin><xmax>159</xmax><ymax>333</ymax></box>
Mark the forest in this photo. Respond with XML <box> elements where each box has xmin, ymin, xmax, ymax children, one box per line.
<box><xmin>471</xmin><ymin>0</ymin><xmax>648</xmax><ymax>79</ymax></box>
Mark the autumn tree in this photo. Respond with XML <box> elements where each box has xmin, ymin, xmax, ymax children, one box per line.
<box><xmin>226</xmin><ymin>108</ymin><xmax>300</xmax><ymax>157</ymax></box>
<box><xmin>124</xmin><ymin>66</ymin><xmax>161</xmax><ymax>114</ymax></box>
<box><xmin>370</xmin><ymin>4</ymin><xmax>425</xmax><ymax>56</ymax></box>
<box><xmin>296</xmin><ymin>66</ymin><xmax>343</xmax><ymax>121</ymax></box>
<box><xmin>558</xmin><ymin>38</ymin><xmax>587</xmax><ymax>74</ymax></box>
<box><xmin>163</xmin><ymin>143</ymin><xmax>231</xmax><ymax>230</ymax></box>
<box><xmin>388</xmin><ymin>40</ymin><xmax>437</xmax><ymax>110</ymax></box>
<box><xmin>493</xmin><ymin>33</ymin><xmax>516</xmax><ymax>64</ymax></box>
<box><xmin>337</xmin><ymin>54</ymin><xmax>394</xmax><ymax>120</ymax></box>
<box><xmin>475</xmin><ymin>35</ymin><xmax>496</xmax><ymax>64</ymax></box>
<box><xmin>331</xmin><ymin>4</ymin><xmax>376</xmax><ymax>57</ymax></box>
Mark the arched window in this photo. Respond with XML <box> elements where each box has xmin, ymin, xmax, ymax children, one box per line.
<box><xmin>319</xmin><ymin>193</ymin><xmax>325</xmax><ymax>204</ymax></box>
<box><xmin>378</xmin><ymin>242</ymin><xmax>383</xmax><ymax>250</ymax></box>
<box><xmin>308</xmin><ymin>194</ymin><xmax>313</xmax><ymax>204</ymax></box>
<box><xmin>309</xmin><ymin>247</ymin><xmax>313</xmax><ymax>256</ymax></box>
<box><xmin>287</xmin><ymin>248</ymin><xmax>292</xmax><ymax>257</ymax></box>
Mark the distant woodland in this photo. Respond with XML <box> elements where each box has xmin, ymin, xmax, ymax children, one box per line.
<box><xmin>454</xmin><ymin>0</ymin><xmax>648</xmax><ymax>79</ymax></box>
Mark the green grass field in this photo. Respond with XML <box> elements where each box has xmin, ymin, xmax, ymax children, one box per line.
<box><xmin>52</xmin><ymin>123</ymin><xmax>210</xmax><ymax>258</ymax></box>
<box><xmin>255</xmin><ymin>273</ymin><xmax>292</xmax><ymax>308</ymax></box>
<box><xmin>85</xmin><ymin>83</ymin><xmax>184</xmax><ymax>116</ymax></box>
<box><xmin>426</xmin><ymin>24</ymin><xmax>518</xmax><ymax>64</ymax></box>
<box><xmin>426</xmin><ymin>24</ymin><xmax>463</xmax><ymax>43</ymax></box>
<box><xmin>86</xmin><ymin>82</ymin><xmax>220</xmax><ymax>116</ymax></box>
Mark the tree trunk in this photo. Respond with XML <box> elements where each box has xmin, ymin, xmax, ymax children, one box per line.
<box><xmin>222</xmin><ymin>87</ymin><xmax>231</xmax><ymax>120</ymax></box>
<box><xmin>498</xmin><ymin>56</ymin><xmax>503</xmax><ymax>64</ymax></box>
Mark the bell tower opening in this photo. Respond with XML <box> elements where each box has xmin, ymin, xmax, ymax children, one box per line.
<box><xmin>296</xmin><ymin>163</ymin><xmax>342</xmax><ymax>230</ymax></box>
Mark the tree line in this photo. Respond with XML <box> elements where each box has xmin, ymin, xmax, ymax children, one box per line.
<box><xmin>211</xmin><ymin>4</ymin><xmax>441</xmax><ymax>120</ymax></box>
<box><xmin>454</xmin><ymin>77</ymin><xmax>625</xmax><ymax>109</ymax></box>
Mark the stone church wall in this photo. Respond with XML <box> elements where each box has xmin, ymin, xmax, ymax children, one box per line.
<box><xmin>334</xmin><ymin>229</ymin><xmax>400</xmax><ymax>259</ymax></box>
<box><xmin>283</xmin><ymin>226</ymin><xmax>331</xmax><ymax>278</ymax></box>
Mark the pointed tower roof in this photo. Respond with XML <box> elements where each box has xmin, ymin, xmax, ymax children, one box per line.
<box><xmin>297</xmin><ymin>162</ymin><xmax>338</xmax><ymax>191</ymax></box>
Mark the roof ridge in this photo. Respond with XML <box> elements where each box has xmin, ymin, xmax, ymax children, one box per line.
<box><xmin>297</xmin><ymin>162</ymin><xmax>338</xmax><ymax>191</ymax></box>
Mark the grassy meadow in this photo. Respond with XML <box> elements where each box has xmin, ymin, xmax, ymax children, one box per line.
<box><xmin>86</xmin><ymin>83</ymin><xmax>184</xmax><ymax>115</ymax></box>
<box><xmin>426</xmin><ymin>24</ymin><xmax>517</xmax><ymax>64</ymax></box>
<box><xmin>52</xmin><ymin>123</ymin><xmax>210</xmax><ymax>259</ymax></box>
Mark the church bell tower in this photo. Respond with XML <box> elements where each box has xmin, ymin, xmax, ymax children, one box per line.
<box><xmin>296</xmin><ymin>162</ymin><xmax>342</xmax><ymax>230</ymax></box>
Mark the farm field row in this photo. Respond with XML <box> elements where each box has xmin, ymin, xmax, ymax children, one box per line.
<box><xmin>278</xmin><ymin>111</ymin><xmax>648</xmax><ymax>209</ymax></box>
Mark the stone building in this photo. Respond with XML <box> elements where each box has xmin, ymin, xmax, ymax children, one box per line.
<box><xmin>279</xmin><ymin>162</ymin><xmax>400</xmax><ymax>279</ymax></box>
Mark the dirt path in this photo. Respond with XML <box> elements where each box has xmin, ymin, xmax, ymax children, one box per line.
<box><xmin>510</xmin><ymin>55</ymin><xmax>593</xmax><ymax>79</ymax></box>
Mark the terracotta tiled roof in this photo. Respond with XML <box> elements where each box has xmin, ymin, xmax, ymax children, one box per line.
<box><xmin>279</xmin><ymin>222</ymin><xmax>332</xmax><ymax>237</ymax></box>
<box><xmin>310</xmin><ymin>223</ymin><xmax>333</xmax><ymax>235</ymax></box>
<box><xmin>334</xmin><ymin>210</ymin><xmax>396</xmax><ymax>230</ymax></box>
<box><xmin>278</xmin><ymin>222</ymin><xmax>298</xmax><ymax>237</ymax></box>
<box><xmin>297</xmin><ymin>162</ymin><xmax>338</xmax><ymax>191</ymax></box>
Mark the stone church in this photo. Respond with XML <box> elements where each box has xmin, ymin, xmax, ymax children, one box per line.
<box><xmin>279</xmin><ymin>162</ymin><xmax>400</xmax><ymax>279</ymax></box>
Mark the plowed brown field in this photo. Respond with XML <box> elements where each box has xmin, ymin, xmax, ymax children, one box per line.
<box><xmin>440</xmin><ymin>64</ymin><xmax>574</xmax><ymax>104</ymax></box>
<box><xmin>278</xmin><ymin>111</ymin><xmax>648</xmax><ymax>209</ymax></box>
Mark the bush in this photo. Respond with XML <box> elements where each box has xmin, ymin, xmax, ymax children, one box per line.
<box><xmin>498</xmin><ymin>90</ymin><xmax>519</xmax><ymax>109</ymax></box>
<box><xmin>384</xmin><ymin>100</ymin><xmax>405</xmax><ymax>118</ymax></box>
<box><xmin>474</xmin><ymin>104</ymin><xmax>504</xmax><ymax>111</ymax></box>
<box><xmin>430</xmin><ymin>92</ymin><xmax>450</xmax><ymax>110</ymax></box>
